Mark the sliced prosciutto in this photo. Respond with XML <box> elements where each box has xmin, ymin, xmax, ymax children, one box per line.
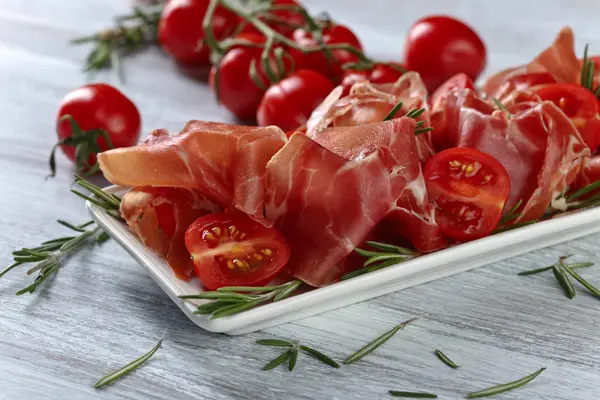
<box><xmin>120</xmin><ymin>187</ymin><xmax>220</xmax><ymax>280</ymax></box>
<box><xmin>571</xmin><ymin>156</ymin><xmax>600</xmax><ymax>198</ymax></box>
<box><xmin>306</xmin><ymin>72</ymin><xmax>435</xmax><ymax>162</ymax></box>
<box><xmin>98</xmin><ymin>121</ymin><xmax>287</xmax><ymax>224</ymax></box>
<box><xmin>430</xmin><ymin>88</ymin><xmax>590</xmax><ymax>222</ymax></box>
<box><xmin>265</xmin><ymin>119</ymin><xmax>416</xmax><ymax>286</ymax></box>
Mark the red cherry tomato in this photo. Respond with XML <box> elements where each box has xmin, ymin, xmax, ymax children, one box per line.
<box><xmin>424</xmin><ymin>148</ymin><xmax>510</xmax><ymax>241</ymax></box>
<box><xmin>185</xmin><ymin>213</ymin><xmax>291</xmax><ymax>289</ymax></box>
<box><xmin>290</xmin><ymin>23</ymin><xmax>363</xmax><ymax>80</ymax></box>
<box><xmin>210</xmin><ymin>33</ymin><xmax>291</xmax><ymax>121</ymax></box>
<box><xmin>257</xmin><ymin>70</ymin><xmax>334</xmax><ymax>131</ymax></box>
<box><xmin>533</xmin><ymin>83</ymin><xmax>600</xmax><ymax>152</ymax></box>
<box><xmin>158</xmin><ymin>0</ymin><xmax>238</xmax><ymax>66</ymax></box>
<box><xmin>56</xmin><ymin>83</ymin><xmax>141</xmax><ymax>170</ymax></box>
<box><xmin>404</xmin><ymin>16</ymin><xmax>486</xmax><ymax>93</ymax></box>
<box><xmin>429</xmin><ymin>73</ymin><xmax>475</xmax><ymax>108</ymax></box>
<box><xmin>240</xmin><ymin>0</ymin><xmax>305</xmax><ymax>36</ymax></box>
<box><xmin>341</xmin><ymin>63</ymin><xmax>405</xmax><ymax>95</ymax></box>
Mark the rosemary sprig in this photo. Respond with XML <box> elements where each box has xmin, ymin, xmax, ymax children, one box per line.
<box><xmin>94</xmin><ymin>339</ymin><xmax>163</xmax><ymax>388</ymax></box>
<box><xmin>257</xmin><ymin>338</ymin><xmax>340</xmax><ymax>370</ymax></box>
<box><xmin>73</xmin><ymin>175</ymin><xmax>123</xmax><ymax>219</ymax></box>
<box><xmin>341</xmin><ymin>241</ymin><xmax>417</xmax><ymax>280</ymax></box>
<box><xmin>434</xmin><ymin>349</ymin><xmax>460</xmax><ymax>369</ymax></box>
<box><xmin>179</xmin><ymin>280</ymin><xmax>303</xmax><ymax>318</ymax></box>
<box><xmin>389</xmin><ymin>391</ymin><xmax>438</xmax><ymax>398</ymax></box>
<box><xmin>72</xmin><ymin>4</ymin><xmax>163</xmax><ymax>78</ymax></box>
<box><xmin>466</xmin><ymin>367</ymin><xmax>546</xmax><ymax>398</ymax></box>
<box><xmin>344</xmin><ymin>317</ymin><xmax>417</xmax><ymax>365</ymax></box>
<box><xmin>497</xmin><ymin>199</ymin><xmax>522</xmax><ymax>227</ymax></box>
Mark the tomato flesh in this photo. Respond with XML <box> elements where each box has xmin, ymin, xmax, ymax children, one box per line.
<box><xmin>533</xmin><ymin>83</ymin><xmax>600</xmax><ymax>152</ymax></box>
<box><xmin>185</xmin><ymin>213</ymin><xmax>290</xmax><ymax>289</ymax></box>
<box><xmin>257</xmin><ymin>70</ymin><xmax>334</xmax><ymax>131</ymax></box>
<box><xmin>424</xmin><ymin>148</ymin><xmax>510</xmax><ymax>241</ymax></box>
<box><xmin>404</xmin><ymin>16</ymin><xmax>486</xmax><ymax>92</ymax></box>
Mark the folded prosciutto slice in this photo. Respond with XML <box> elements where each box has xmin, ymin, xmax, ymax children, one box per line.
<box><xmin>99</xmin><ymin>121</ymin><xmax>287</xmax><ymax>224</ymax></box>
<box><xmin>120</xmin><ymin>187</ymin><xmax>220</xmax><ymax>280</ymax></box>
<box><xmin>431</xmin><ymin>88</ymin><xmax>590</xmax><ymax>222</ymax></box>
<box><xmin>571</xmin><ymin>156</ymin><xmax>600</xmax><ymax>197</ymax></box>
<box><xmin>265</xmin><ymin>119</ymin><xmax>417</xmax><ymax>286</ymax></box>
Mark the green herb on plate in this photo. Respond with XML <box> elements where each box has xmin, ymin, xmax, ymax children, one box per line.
<box><xmin>257</xmin><ymin>338</ymin><xmax>340</xmax><ymax>371</ymax></box>
<box><xmin>466</xmin><ymin>367</ymin><xmax>546</xmax><ymax>398</ymax></box>
<box><xmin>434</xmin><ymin>349</ymin><xmax>460</xmax><ymax>369</ymax></box>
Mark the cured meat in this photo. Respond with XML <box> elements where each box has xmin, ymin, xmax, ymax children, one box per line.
<box><xmin>120</xmin><ymin>187</ymin><xmax>220</xmax><ymax>280</ymax></box>
<box><xmin>265</xmin><ymin>119</ymin><xmax>416</xmax><ymax>286</ymax></box>
<box><xmin>430</xmin><ymin>88</ymin><xmax>590</xmax><ymax>222</ymax></box>
<box><xmin>571</xmin><ymin>156</ymin><xmax>600</xmax><ymax>198</ymax></box>
<box><xmin>306</xmin><ymin>72</ymin><xmax>435</xmax><ymax>162</ymax></box>
<box><xmin>99</xmin><ymin>121</ymin><xmax>287</xmax><ymax>224</ymax></box>
<box><xmin>483</xmin><ymin>27</ymin><xmax>580</xmax><ymax>99</ymax></box>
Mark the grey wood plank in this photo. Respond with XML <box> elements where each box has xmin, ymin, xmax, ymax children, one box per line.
<box><xmin>1</xmin><ymin>1</ymin><xmax>600</xmax><ymax>400</ymax></box>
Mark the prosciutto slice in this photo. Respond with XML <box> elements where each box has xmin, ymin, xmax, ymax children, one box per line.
<box><xmin>98</xmin><ymin>121</ymin><xmax>287</xmax><ymax>224</ymax></box>
<box><xmin>430</xmin><ymin>88</ymin><xmax>589</xmax><ymax>222</ymax></box>
<box><xmin>571</xmin><ymin>156</ymin><xmax>600</xmax><ymax>197</ymax></box>
<box><xmin>265</xmin><ymin>119</ymin><xmax>417</xmax><ymax>286</ymax></box>
<box><xmin>120</xmin><ymin>187</ymin><xmax>220</xmax><ymax>280</ymax></box>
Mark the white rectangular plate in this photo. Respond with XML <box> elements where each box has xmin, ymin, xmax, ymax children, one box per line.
<box><xmin>88</xmin><ymin>186</ymin><xmax>600</xmax><ymax>335</ymax></box>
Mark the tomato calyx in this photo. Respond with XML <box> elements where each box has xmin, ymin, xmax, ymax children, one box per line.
<box><xmin>49</xmin><ymin>115</ymin><xmax>114</xmax><ymax>178</ymax></box>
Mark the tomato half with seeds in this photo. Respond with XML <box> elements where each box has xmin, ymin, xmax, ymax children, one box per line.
<box><xmin>424</xmin><ymin>148</ymin><xmax>510</xmax><ymax>241</ymax></box>
<box><xmin>533</xmin><ymin>83</ymin><xmax>600</xmax><ymax>152</ymax></box>
<box><xmin>185</xmin><ymin>213</ymin><xmax>291</xmax><ymax>289</ymax></box>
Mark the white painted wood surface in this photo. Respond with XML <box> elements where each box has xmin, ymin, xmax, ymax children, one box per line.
<box><xmin>1</xmin><ymin>1</ymin><xmax>599</xmax><ymax>399</ymax></box>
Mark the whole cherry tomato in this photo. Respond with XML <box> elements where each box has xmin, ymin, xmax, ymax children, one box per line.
<box><xmin>158</xmin><ymin>0</ymin><xmax>238</xmax><ymax>66</ymax></box>
<box><xmin>210</xmin><ymin>33</ymin><xmax>291</xmax><ymax>121</ymax></box>
<box><xmin>424</xmin><ymin>147</ymin><xmax>510</xmax><ymax>241</ymax></box>
<box><xmin>404</xmin><ymin>16</ymin><xmax>486</xmax><ymax>93</ymax></box>
<box><xmin>290</xmin><ymin>22</ymin><xmax>363</xmax><ymax>80</ymax></box>
<box><xmin>533</xmin><ymin>83</ymin><xmax>600</xmax><ymax>152</ymax></box>
<box><xmin>240</xmin><ymin>0</ymin><xmax>305</xmax><ymax>36</ymax></box>
<box><xmin>185</xmin><ymin>213</ymin><xmax>291</xmax><ymax>289</ymax></box>
<box><xmin>257</xmin><ymin>69</ymin><xmax>334</xmax><ymax>131</ymax></box>
<box><xmin>53</xmin><ymin>83</ymin><xmax>141</xmax><ymax>175</ymax></box>
<box><xmin>341</xmin><ymin>63</ymin><xmax>405</xmax><ymax>95</ymax></box>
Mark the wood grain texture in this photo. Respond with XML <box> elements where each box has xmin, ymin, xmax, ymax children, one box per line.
<box><xmin>1</xmin><ymin>1</ymin><xmax>600</xmax><ymax>399</ymax></box>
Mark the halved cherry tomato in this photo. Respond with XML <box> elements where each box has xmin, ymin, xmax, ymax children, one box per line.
<box><xmin>158</xmin><ymin>0</ymin><xmax>238</xmax><ymax>66</ymax></box>
<box><xmin>257</xmin><ymin>70</ymin><xmax>334</xmax><ymax>131</ymax></box>
<box><xmin>185</xmin><ymin>213</ymin><xmax>291</xmax><ymax>289</ymax></box>
<box><xmin>210</xmin><ymin>33</ymin><xmax>290</xmax><ymax>121</ymax></box>
<box><xmin>533</xmin><ymin>83</ymin><xmax>600</xmax><ymax>152</ymax></box>
<box><xmin>290</xmin><ymin>22</ymin><xmax>362</xmax><ymax>80</ymax></box>
<box><xmin>240</xmin><ymin>0</ymin><xmax>305</xmax><ymax>36</ymax></box>
<box><xmin>341</xmin><ymin>63</ymin><xmax>405</xmax><ymax>95</ymax></box>
<box><xmin>429</xmin><ymin>73</ymin><xmax>475</xmax><ymax>108</ymax></box>
<box><xmin>424</xmin><ymin>148</ymin><xmax>510</xmax><ymax>241</ymax></box>
<box><xmin>404</xmin><ymin>16</ymin><xmax>486</xmax><ymax>93</ymax></box>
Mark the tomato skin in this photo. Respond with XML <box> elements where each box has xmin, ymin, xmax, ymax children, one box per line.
<box><xmin>210</xmin><ymin>33</ymin><xmax>290</xmax><ymax>121</ymax></box>
<box><xmin>533</xmin><ymin>83</ymin><xmax>600</xmax><ymax>152</ymax></box>
<box><xmin>290</xmin><ymin>23</ymin><xmax>363</xmax><ymax>80</ymax></box>
<box><xmin>158</xmin><ymin>0</ymin><xmax>238</xmax><ymax>66</ymax></box>
<box><xmin>185</xmin><ymin>213</ymin><xmax>290</xmax><ymax>290</ymax></box>
<box><xmin>341</xmin><ymin>63</ymin><xmax>405</xmax><ymax>95</ymax></box>
<box><xmin>240</xmin><ymin>0</ymin><xmax>305</xmax><ymax>36</ymax></box>
<box><xmin>404</xmin><ymin>16</ymin><xmax>486</xmax><ymax>93</ymax></box>
<box><xmin>56</xmin><ymin>83</ymin><xmax>141</xmax><ymax>166</ymax></box>
<box><xmin>424</xmin><ymin>148</ymin><xmax>510</xmax><ymax>241</ymax></box>
<box><xmin>257</xmin><ymin>70</ymin><xmax>334</xmax><ymax>131</ymax></box>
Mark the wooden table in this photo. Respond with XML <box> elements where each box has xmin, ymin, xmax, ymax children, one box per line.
<box><xmin>2</xmin><ymin>1</ymin><xmax>599</xmax><ymax>399</ymax></box>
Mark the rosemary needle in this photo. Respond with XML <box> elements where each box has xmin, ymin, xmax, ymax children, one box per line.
<box><xmin>552</xmin><ymin>263</ymin><xmax>575</xmax><ymax>299</ymax></box>
<box><xmin>94</xmin><ymin>339</ymin><xmax>162</xmax><ymax>389</ymax></box>
<box><xmin>434</xmin><ymin>349</ymin><xmax>460</xmax><ymax>369</ymax></box>
<box><xmin>466</xmin><ymin>367</ymin><xmax>546</xmax><ymax>398</ymax></box>
<box><xmin>344</xmin><ymin>317</ymin><xmax>417</xmax><ymax>365</ymax></box>
<box><xmin>518</xmin><ymin>262</ymin><xmax>593</xmax><ymax>276</ymax></box>
<box><xmin>389</xmin><ymin>391</ymin><xmax>438</xmax><ymax>398</ymax></box>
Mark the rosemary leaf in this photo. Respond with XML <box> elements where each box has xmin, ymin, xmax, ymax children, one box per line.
<box><xmin>262</xmin><ymin>350</ymin><xmax>291</xmax><ymax>371</ymax></box>
<box><xmin>299</xmin><ymin>345</ymin><xmax>340</xmax><ymax>368</ymax></box>
<box><xmin>365</xmin><ymin>241</ymin><xmax>416</xmax><ymax>255</ymax></box>
<box><xmin>383</xmin><ymin>101</ymin><xmax>404</xmax><ymax>121</ymax></box>
<box><xmin>566</xmin><ymin>180</ymin><xmax>600</xmax><ymax>202</ymax></box>
<box><xmin>389</xmin><ymin>391</ymin><xmax>438</xmax><ymax>398</ymax></box>
<box><xmin>415</xmin><ymin>127</ymin><xmax>434</xmax><ymax>135</ymax></box>
<box><xmin>218</xmin><ymin>284</ymin><xmax>287</xmax><ymax>293</ymax></box>
<box><xmin>211</xmin><ymin>298</ymin><xmax>266</xmax><ymax>319</ymax></box>
<box><xmin>0</xmin><ymin>262</ymin><xmax>22</xmax><ymax>279</ymax></box>
<box><xmin>493</xmin><ymin>219</ymin><xmax>538</xmax><ymax>234</ymax></box>
<box><xmin>193</xmin><ymin>301</ymin><xmax>227</xmax><ymax>315</ymax></box>
<box><xmin>518</xmin><ymin>262</ymin><xmax>593</xmax><ymax>276</ymax></box>
<box><xmin>364</xmin><ymin>253</ymin><xmax>405</xmax><ymax>267</ymax></box>
<box><xmin>405</xmin><ymin>107</ymin><xmax>426</xmax><ymax>119</ymax></box>
<box><xmin>288</xmin><ymin>345</ymin><xmax>299</xmax><ymax>371</ymax></box>
<box><xmin>94</xmin><ymin>339</ymin><xmax>162</xmax><ymax>389</ymax></box>
<box><xmin>178</xmin><ymin>292</ymin><xmax>254</xmax><ymax>300</ymax></box>
<box><xmin>57</xmin><ymin>219</ymin><xmax>91</xmax><ymax>232</ymax></box>
<box><xmin>273</xmin><ymin>279</ymin><xmax>302</xmax><ymax>302</ymax></box>
<box><xmin>552</xmin><ymin>263</ymin><xmax>575</xmax><ymax>299</ymax></box>
<box><xmin>256</xmin><ymin>339</ymin><xmax>294</xmax><ymax>347</ymax></box>
<box><xmin>466</xmin><ymin>367</ymin><xmax>546</xmax><ymax>398</ymax></box>
<box><xmin>434</xmin><ymin>349</ymin><xmax>460</xmax><ymax>369</ymax></box>
<box><xmin>561</xmin><ymin>260</ymin><xmax>600</xmax><ymax>298</ymax></box>
<box><xmin>344</xmin><ymin>317</ymin><xmax>417</xmax><ymax>365</ymax></box>
<box><xmin>341</xmin><ymin>258</ymin><xmax>402</xmax><ymax>280</ymax></box>
<box><xmin>498</xmin><ymin>199</ymin><xmax>523</xmax><ymax>226</ymax></box>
